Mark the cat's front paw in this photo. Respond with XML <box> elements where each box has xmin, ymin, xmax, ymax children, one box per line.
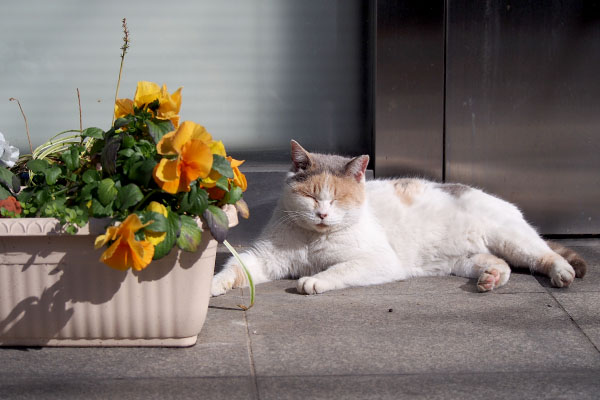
<box><xmin>297</xmin><ymin>276</ymin><xmax>332</xmax><ymax>295</ymax></box>
<box><xmin>549</xmin><ymin>261</ymin><xmax>575</xmax><ymax>288</ymax></box>
<box><xmin>477</xmin><ymin>265</ymin><xmax>510</xmax><ymax>292</ymax></box>
<box><xmin>211</xmin><ymin>272</ymin><xmax>236</xmax><ymax>297</ymax></box>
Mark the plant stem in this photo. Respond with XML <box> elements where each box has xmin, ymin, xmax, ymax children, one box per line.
<box><xmin>133</xmin><ymin>190</ymin><xmax>158</xmax><ymax>212</ymax></box>
<box><xmin>223</xmin><ymin>240</ymin><xmax>255</xmax><ymax>310</ymax></box>
<box><xmin>9</xmin><ymin>97</ymin><xmax>33</xmax><ymax>154</ymax></box>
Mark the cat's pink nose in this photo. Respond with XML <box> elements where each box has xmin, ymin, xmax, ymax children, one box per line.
<box><xmin>317</xmin><ymin>212</ymin><xmax>328</xmax><ymax>220</ymax></box>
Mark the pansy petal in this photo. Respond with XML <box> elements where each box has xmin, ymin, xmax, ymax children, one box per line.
<box><xmin>114</xmin><ymin>98</ymin><xmax>134</xmax><ymax>120</ymax></box>
<box><xmin>153</xmin><ymin>159</ymin><xmax>182</xmax><ymax>194</ymax></box>
<box><xmin>94</xmin><ymin>226</ymin><xmax>119</xmax><ymax>249</ymax></box>
<box><xmin>210</xmin><ymin>141</ymin><xmax>226</xmax><ymax>157</ymax></box>
<box><xmin>119</xmin><ymin>214</ymin><xmax>152</xmax><ymax>236</ymax></box>
<box><xmin>134</xmin><ymin>81</ymin><xmax>161</xmax><ymax>107</ymax></box>
<box><xmin>145</xmin><ymin>231</ymin><xmax>167</xmax><ymax>246</ymax></box>
<box><xmin>155</xmin><ymin>130</ymin><xmax>178</xmax><ymax>155</ymax></box>
<box><xmin>128</xmin><ymin>239</ymin><xmax>155</xmax><ymax>271</ymax></box>
<box><xmin>100</xmin><ymin>240</ymin><xmax>130</xmax><ymax>271</ymax></box>
<box><xmin>234</xmin><ymin>169</ymin><xmax>248</xmax><ymax>191</ymax></box>
<box><xmin>173</xmin><ymin>121</ymin><xmax>213</xmax><ymax>153</ymax></box>
<box><xmin>181</xmin><ymin>139</ymin><xmax>213</xmax><ymax>180</ymax></box>
<box><xmin>146</xmin><ymin>201</ymin><xmax>168</xmax><ymax>217</ymax></box>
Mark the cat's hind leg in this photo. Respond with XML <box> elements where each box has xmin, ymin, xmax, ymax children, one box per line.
<box><xmin>488</xmin><ymin>227</ymin><xmax>583</xmax><ymax>288</ymax></box>
<box><xmin>452</xmin><ymin>254</ymin><xmax>512</xmax><ymax>292</ymax></box>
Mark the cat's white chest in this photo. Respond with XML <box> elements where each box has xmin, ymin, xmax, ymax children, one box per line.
<box><xmin>305</xmin><ymin>229</ymin><xmax>361</xmax><ymax>269</ymax></box>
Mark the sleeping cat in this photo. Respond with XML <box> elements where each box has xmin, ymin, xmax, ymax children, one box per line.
<box><xmin>212</xmin><ymin>140</ymin><xmax>586</xmax><ymax>296</ymax></box>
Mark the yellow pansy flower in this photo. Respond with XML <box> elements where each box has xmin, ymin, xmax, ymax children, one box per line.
<box><xmin>153</xmin><ymin>121</ymin><xmax>213</xmax><ymax>194</ymax></box>
<box><xmin>144</xmin><ymin>201</ymin><xmax>168</xmax><ymax>246</ymax></box>
<box><xmin>94</xmin><ymin>214</ymin><xmax>155</xmax><ymax>271</ymax></box>
<box><xmin>113</xmin><ymin>81</ymin><xmax>182</xmax><ymax>128</ymax></box>
<box><xmin>114</xmin><ymin>98</ymin><xmax>134</xmax><ymax>121</ymax></box>
<box><xmin>134</xmin><ymin>81</ymin><xmax>182</xmax><ymax>128</ymax></box>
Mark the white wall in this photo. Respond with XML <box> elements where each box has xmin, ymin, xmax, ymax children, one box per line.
<box><xmin>0</xmin><ymin>0</ymin><xmax>368</xmax><ymax>159</ymax></box>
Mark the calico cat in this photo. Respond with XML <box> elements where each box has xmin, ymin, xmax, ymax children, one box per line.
<box><xmin>212</xmin><ymin>140</ymin><xmax>586</xmax><ymax>296</ymax></box>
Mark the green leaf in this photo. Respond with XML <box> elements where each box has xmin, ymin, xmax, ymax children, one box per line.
<box><xmin>98</xmin><ymin>178</ymin><xmax>118</xmax><ymax>206</ymax></box>
<box><xmin>101</xmin><ymin>135</ymin><xmax>121</xmax><ymax>175</ymax></box>
<box><xmin>117</xmin><ymin>183</ymin><xmax>143</xmax><ymax>210</ymax></box>
<box><xmin>81</xmin><ymin>127</ymin><xmax>104</xmax><ymax>139</ymax></box>
<box><xmin>34</xmin><ymin>188</ymin><xmax>51</xmax><ymax>204</ymax></box>
<box><xmin>90</xmin><ymin>198</ymin><xmax>113</xmax><ymax>217</ymax></box>
<box><xmin>79</xmin><ymin>182</ymin><xmax>96</xmax><ymax>202</ymax></box>
<box><xmin>176</xmin><ymin>215</ymin><xmax>203</xmax><ymax>252</ymax></box>
<box><xmin>118</xmin><ymin>148</ymin><xmax>135</xmax><ymax>158</ymax></box>
<box><xmin>215</xmin><ymin>176</ymin><xmax>230</xmax><ymax>191</ymax></box>
<box><xmin>224</xmin><ymin>186</ymin><xmax>243</xmax><ymax>204</ymax></box>
<box><xmin>153</xmin><ymin>210</ymin><xmax>180</xmax><ymax>259</ymax></box>
<box><xmin>139</xmin><ymin>211</ymin><xmax>168</xmax><ymax>232</ymax></box>
<box><xmin>180</xmin><ymin>184</ymin><xmax>209</xmax><ymax>215</ymax></box>
<box><xmin>114</xmin><ymin>118</ymin><xmax>130</xmax><ymax>129</ymax></box>
<box><xmin>45</xmin><ymin>166</ymin><xmax>62</xmax><ymax>185</ymax></box>
<box><xmin>27</xmin><ymin>159</ymin><xmax>50</xmax><ymax>173</ymax></box>
<box><xmin>82</xmin><ymin>169</ymin><xmax>100</xmax><ymax>184</ymax></box>
<box><xmin>122</xmin><ymin>134</ymin><xmax>135</xmax><ymax>148</ymax></box>
<box><xmin>0</xmin><ymin>186</ymin><xmax>10</xmax><ymax>200</ymax></box>
<box><xmin>61</xmin><ymin>146</ymin><xmax>81</xmax><ymax>171</ymax></box>
<box><xmin>0</xmin><ymin>167</ymin><xmax>20</xmax><ymax>193</ymax></box>
<box><xmin>128</xmin><ymin>159</ymin><xmax>156</xmax><ymax>187</ymax></box>
<box><xmin>203</xmin><ymin>205</ymin><xmax>229</xmax><ymax>243</ymax></box>
<box><xmin>147</xmin><ymin>119</ymin><xmax>174</xmax><ymax>143</ymax></box>
<box><xmin>211</xmin><ymin>155</ymin><xmax>234</xmax><ymax>178</ymax></box>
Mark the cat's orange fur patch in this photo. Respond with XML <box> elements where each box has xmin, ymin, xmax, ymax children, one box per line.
<box><xmin>393</xmin><ymin>179</ymin><xmax>424</xmax><ymax>206</ymax></box>
<box><xmin>546</xmin><ymin>241</ymin><xmax>587</xmax><ymax>278</ymax></box>
<box><xmin>294</xmin><ymin>173</ymin><xmax>365</xmax><ymax>206</ymax></box>
<box><xmin>232</xmin><ymin>264</ymin><xmax>247</xmax><ymax>288</ymax></box>
<box><xmin>537</xmin><ymin>253</ymin><xmax>559</xmax><ymax>275</ymax></box>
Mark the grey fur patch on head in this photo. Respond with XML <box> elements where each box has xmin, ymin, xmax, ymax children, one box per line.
<box><xmin>437</xmin><ymin>183</ymin><xmax>470</xmax><ymax>197</ymax></box>
<box><xmin>288</xmin><ymin>141</ymin><xmax>356</xmax><ymax>183</ymax></box>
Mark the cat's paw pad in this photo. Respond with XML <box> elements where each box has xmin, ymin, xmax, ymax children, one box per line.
<box><xmin>297</xmin><ymin>277</ymin><xmax>331</xmax><ymax>295</ymax></box>
<box><xmin>477</xmin><ymin>266</ymin><xmax>510</xmax><ymax>292</ymax></box>
<box><xmin>477</xmin><ymin>268</ymin><xmax>499</xmax><ymax>292</ymax></box>
<box><xmin>550</xmin><ymin>263</ymin><xmax>575</xmax><ymax>288</ymax></box>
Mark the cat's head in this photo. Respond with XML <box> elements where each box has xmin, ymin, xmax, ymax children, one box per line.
<box><xmin>281</xmin><ymin>140</ymin><xmax>369</xmax><ymax>233</ymax></box>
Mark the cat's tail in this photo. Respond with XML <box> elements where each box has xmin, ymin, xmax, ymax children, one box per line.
<box><xmin>546</xmin><ymin>241</ymin><xmax>587</xmax><ymax>278</ymax></box>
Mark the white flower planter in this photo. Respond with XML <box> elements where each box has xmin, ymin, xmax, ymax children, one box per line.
<box><xmin>0</xmin><ymin>206</ymin><xmax>237</xmax><ymax>347</ymax></box>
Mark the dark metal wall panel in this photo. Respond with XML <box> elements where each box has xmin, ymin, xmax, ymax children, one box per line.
<box><xmin>446</xmin><ymin>0</ymin><xmax>600</xmax><ymax>234</ymax></box>
<box><xmin>375</xmin><ymin>0</ymin><xmax>445</xmax><ymax>179</ymax></box>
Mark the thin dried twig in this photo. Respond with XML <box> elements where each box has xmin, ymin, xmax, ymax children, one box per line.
<box><xmin>9</xmin><ymin>97</ymin><xmax>33</xmax><ymax>154</ymax></box>
<box><xmin>77</xmin><ymin>88</ymin><xmax>82</xmax><ymax>133</ymax></box>
<box><xmin>112</xmin><ymin>17</ymin><xmax>130</xmax><ymax>126</ymax></box>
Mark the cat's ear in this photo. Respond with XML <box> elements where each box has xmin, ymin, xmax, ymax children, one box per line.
<box><xmin>345</xmin><ymin>155</ymin><xmax>369</xmax><ymax>183</ymax></box>
<box><xmin>290</xmin><ymin>140</ymin><xmax>311</xmax><ymax>172</ymax></box>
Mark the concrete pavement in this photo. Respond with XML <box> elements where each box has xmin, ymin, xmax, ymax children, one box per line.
<box><xmin>1</xmin><ymin>240</ymin><xmax>599</xmax><ymax>399</ymax></box>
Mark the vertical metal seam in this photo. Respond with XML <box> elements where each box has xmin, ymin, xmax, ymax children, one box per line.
<box><xmin>371</xmin><ymin>0</ymin><xmax>378</xmax><ymax>177</ymax></box>
<box><xmin>442</xmin><ymin>0</ymin><xmax>449</xmax><ymax>182</ymax></box>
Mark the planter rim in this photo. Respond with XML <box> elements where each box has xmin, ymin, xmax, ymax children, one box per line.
<box><xmin>0</xmin><ymin>204</ymin><xmax>238</xmax><ymax>236</ymax></box>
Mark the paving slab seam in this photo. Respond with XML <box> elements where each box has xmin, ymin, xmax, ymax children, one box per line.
<box><xmin>252</xmin><ymin>368</ymin><xmax>600</xmax><ymax>380</ymax></box>
<box><xmin>545</xmin><ymin>289</ymin><xmax>600</xmax><ymax>354</ymax></box>
<box><xmin>243</xmin><ymin>310</ymin><xmax>261</xmax><ymax>400</ymax></box>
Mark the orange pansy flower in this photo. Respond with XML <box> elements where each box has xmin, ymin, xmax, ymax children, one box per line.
<box><xmin>94</xmin><ymin>214</ymin><xmax>155</xmax><ymax>271</ymax></box>
<box><xmin>153</xmin><ymin>121</ymin><xmax>214</xmax><ymax>194</ymax></box>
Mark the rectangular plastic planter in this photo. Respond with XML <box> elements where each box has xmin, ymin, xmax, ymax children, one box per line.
<box><xmin>0</xmin><ymin>206</ymin><xmax>237</xmax><ymax>347</ymax></box>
